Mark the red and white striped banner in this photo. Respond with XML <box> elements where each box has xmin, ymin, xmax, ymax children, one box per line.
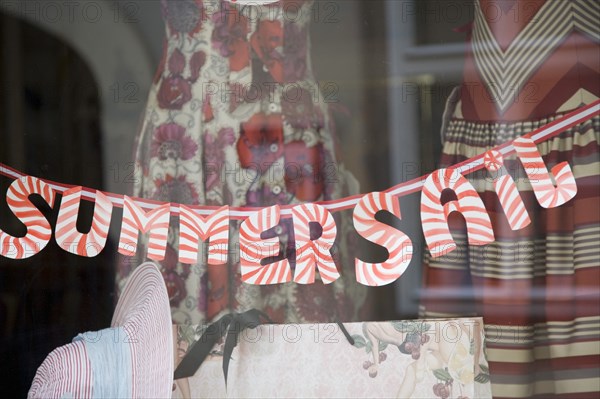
<box><xmin>0</xmin><ymin>101</ymin><xmax>598</xmax><ymax>286</ymax></box>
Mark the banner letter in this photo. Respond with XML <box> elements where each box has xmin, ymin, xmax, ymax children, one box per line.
<box><xmin>118</xmin><ymin>196</ymin><xmax>170</xmax><ymax>260</ymax></box>
<box><xmin>513</xmin><ymin>136</ymin><xmax>577</xmax><ymax>208</ymax></box>
<box><xmin>291</xmin><ymin>203</ymin><xmax>339</xmax><ymax>284</ymax></box>
<box><xmin>55</xmin><ymin>187</ymin><xmax>113</xmax><ymax>257</ymax></box>
<box><xmin>1</xmin><ymin>176</ymin><xmax>55</xmax><ymax>259</ymax></box>
<box><xmin>421</xmin><ymin>168</ymin><xmax>494</xmax><ymax>257</ymax></box>
<box><xmin>484</xmin><ymin>150</ymin><xmax>531</xmax><ymax>230</ymax></box>
<box><xmin>239</xmin><ymin>205</ymin><xmax>291</xmax><ymax>285</ymax></box>
<box><xmin>179</xmin><ymin>205</ymin><xmax>229</xmax><ymax>265</ymax></box>
<box><xmin>353</xmin><ymin>192</ymin><xmax>413</xmax><ymax>286</ymax></box>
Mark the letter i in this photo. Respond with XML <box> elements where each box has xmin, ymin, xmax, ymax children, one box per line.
<box><xmin>484</xmin><ymin>150</ymin><xmax>531</xmax><ymax>230</ymax></box>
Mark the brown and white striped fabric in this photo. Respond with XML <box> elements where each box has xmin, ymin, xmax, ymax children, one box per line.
<box><xmin>28</xmin><ymin>262</ymin><xmax>173</xmax><ymax>398</ymax></box>
<box><xmin>421</xmin><ymin>1</ymin><xmax>600</xmax><ymax>398</ymax></box>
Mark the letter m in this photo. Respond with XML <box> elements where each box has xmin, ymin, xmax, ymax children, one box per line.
<box><xmin>179</xmin><ymin>205</ymin><xmax>230</xmax><ymax>265</ymax></box>
<box><xmin>118</xmin><ymin>196</ymin><xmax>171</xmax><ymax>261</ymax></box>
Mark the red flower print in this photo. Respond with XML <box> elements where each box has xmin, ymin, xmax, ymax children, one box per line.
<box><xmin>168</xmin><ymin>49</ymin><xmax>186</xmax><ymax>75</ymax></box>
<box><xmin>228</xmin><ymin>82</ymin><xmax>245</xmax><ymax>112</ymax></box>
<box><xmin>190</xmin><ymin>51</ymin><xmax>207</xmax><ymax>82</ymax></box>
<box><xmin>211</xmin><ymin>6</ymin><xmax>250</xmax><ymax>72</ymax></box>
<box><xmin>236</xmin><ymin>113</ymin><xmax>284</xmax><ymax>171</ymax></box>
<box><xmin>250</xmin><ymin>20</ymin><xmax>284</xmax><ymax>83</ymax></box>
<box><xmin>152</xmin><ymin>175</ymin><xmax>199</xmax><ymax>205</ymax></box>
<box><xmin>157</xmin><ymin>76</ymin><xmax>192</xmax><ymax>110</ymax></box>
<box><xmin>203</xmin><ymin>128</ymin><xmax>235</xmax><ymax>190</ymax></box>
<box><xmin>202</xmin><ymin>94</ymin><xmax>214</xmax><ymax>122</ymax></box>
<box><xmin>284</xmin><ymin>140</ymin><xmax>324</xmax><ymax>202</ymax></box>
<box><xmin>151</xmin><ymin>123</ymin><xmax>198</xmax><ymax>161</ymax></box>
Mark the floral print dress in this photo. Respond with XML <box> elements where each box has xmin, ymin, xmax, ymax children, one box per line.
<box><xmin>117</xmin><ymin>0</ymin><xmax>369</xmax><ymax>326</ymax></box>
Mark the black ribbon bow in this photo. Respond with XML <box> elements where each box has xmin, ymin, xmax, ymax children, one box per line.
<box><xmin>174</xmin><ymin>309</ymin><xmax>272</xmax><ymax>385</ymax></box>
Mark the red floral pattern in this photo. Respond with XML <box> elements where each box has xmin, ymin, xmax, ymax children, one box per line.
<box><xmin>157</xmin><ymin>46</ymin><xmax>206</xmax><ymax>110</ymax></box>
<box><xmin>152</xmin><ymin>175</ymin><xmax>199</xmax><ymax>205</ymax></box>
<box><xmin>250</xmin><ymin>20</ymin><xmax>284</xmax><ymax>83</ymax></box>
<box><xmin>204</xmin><ymin>128</ymin><xmax>236</xmax><ymax>190</ymax></box>
<box><xmin>157</xmin><ymin>75</ymin><xmax>192</xmax><ymax>110</ymax></box>
<box><xmin>284</xmin><ymin>140</ymin><xmax>324</xmax><ymax>201</ymax></box>
<box><xmin>211</xmin><ymin>6</ymin><xmax>250</xmax><ymax>72</ymax></box>
<box><xmin>169</xmin><ymin>49</ymin><xmax>186</xmax><ymax>75</ymax></box>
<box><xmin>202</xmin><ymin>94</ymin><xmax>214</xmax><ymax>122</ymax></box>
<box><xmin>236</xmin><ymin>113</ymin><xmax>285</xmax><ymax>171</ymax></box>
<box><xmin>151</xmin><ymin>123</ymin><xmax>198</xmax><ymax>161</ymax></box>
<box><xmin>190</xmin><ymin>51</ymin><xmax>206</xmax><ymax>82</ymax></box>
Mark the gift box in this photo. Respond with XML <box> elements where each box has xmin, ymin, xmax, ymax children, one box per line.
<box><xmin>172</xmin><ymin>317</ymin><xmax>492</xmax><ymax>399</ymax></box>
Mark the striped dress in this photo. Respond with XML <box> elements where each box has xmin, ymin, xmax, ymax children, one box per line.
<box><xmin>420</xmin><ymin>1</ymin><xmax>600</xmax><ymax>398</ymax></box>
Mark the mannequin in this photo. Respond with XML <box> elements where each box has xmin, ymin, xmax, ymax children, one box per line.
<box><xmin>117</xmin><ymin>0</ymin><xmax>369</xmax><ymax>327</ymax></box>
<box><xmin>421</xmin><ymin>1</ymin><xmax>600</xmax><ymax>397</ymax></box>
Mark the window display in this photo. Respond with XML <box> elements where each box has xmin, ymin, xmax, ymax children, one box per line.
<box><xmin>0</xmin><ymin>1</ymin><xmax>598</xmax><ymax>398</ymax></box>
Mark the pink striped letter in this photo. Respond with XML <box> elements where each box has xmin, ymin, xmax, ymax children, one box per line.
<box><xmin>353</xmin><ymin>192</ymin><xmax>413</xmax><ymax>286</ymax></box>
<box><xmin>484</xmin><ymin>150</ymin><xmax>531</xmax><ymax>230</ymax></box>
<box><xmin>0</xmin><ymin>176</ymin><xmax>55</xmax><ymax>259</ymax></box>
<box><xmin>55</xmin><ymin>187</ymin><xmax>113</xmax><ymax>257</ymax></box>
<box><xmin>179</xmin><ymin>205</ymin><xmax>229</xmax><ymax>265</ymax></box>
<box><xmin>513</xmin><ymin>136</ymin><xmax>577</xmax><ymax>208</ymax></box>
<box><xmin>291</xmin><ymin>203</ymin><xmax>339</xmax><ymax>284</ymax></box>
<box><xmin>118</xmin><ymin>196</ymin><xmax>171</xmax><ymax>260</ymax></box>
<box><xmin>239</xmin><ymin>205</ymin><xmax>292</xmax><ymax>285</ymax></box>
<box><xmin>421</xmin><ymin>168</ymin><xmax>494</xmax><ymax>257</ymax></box>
